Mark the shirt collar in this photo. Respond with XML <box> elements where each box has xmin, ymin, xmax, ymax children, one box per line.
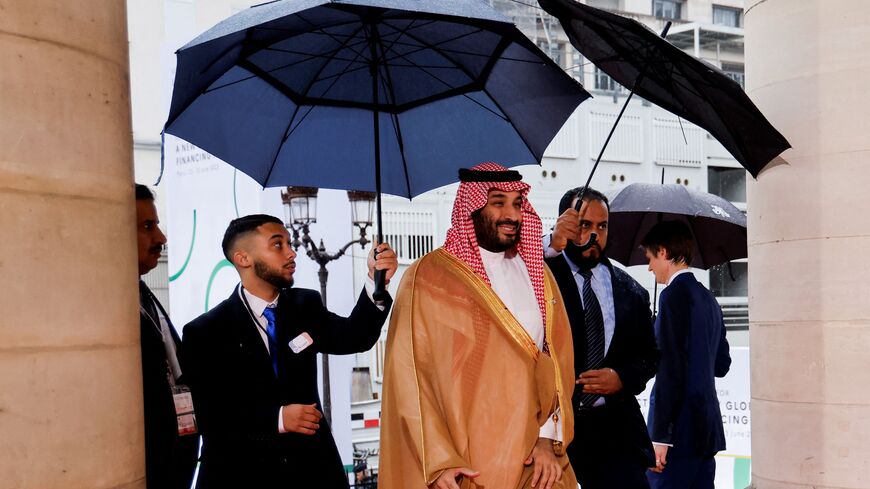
<box><xmin>667</xmin><ymin>268</ymin><xmax>693</xmax><ymax>286</ymax></box>
<box><xmin>478</xmin><ymin>246</ymin><xmax>520</xmax><ymax>265</ymax></box>
<box><xmin>240</xmin><ymin>285</ymin><xmax>279</xmax><ymax>317</ymax></box>
<box><xmin>563</xmin><ymin>252</ymin><xmax>607</xmax><ymax>280</ymax></box>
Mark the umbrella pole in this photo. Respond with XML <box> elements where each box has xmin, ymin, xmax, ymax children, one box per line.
<box><xmin>650</xmin><ymin>167</ymin><xmax>665</xmax><ymax>315</ymax></box>
<box><xmin>571</xmin><ymin>21</ymin><xmax>672</xmax><ymax>251</ymax></box>
<box><xmin>369</xmin><ymin>21</ymin><xmax>389</xmax><ymax>301</ymax></box>
<box><xmin>577</xmin><ymin>21</ymin><xmax>673</xmax><ymax>209</ymax></box>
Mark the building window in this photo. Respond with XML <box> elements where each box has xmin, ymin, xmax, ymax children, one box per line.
<box><xmin>710</xmin><ymin>261</ymin><xmax>748</xmax><ymax>297</ymax></box>
<box><xmin>708</xmin><ymin>166</ymin><xmax>746</xmax><ymax>203</ymax></box>
<box><xmin>653</xmin><ymin>0</ymin><xmax>682</xmax><ymax>20</ymax></box>
<box><xmin>537</xmin><ymin>40</ymin><xmax>565</xmax><ymax>68</ymax></box>
<box><xmin>713</xmin><ymin>5</ymin><xmax>742</xmax><ymax>27</ymax></box>
<box><xmin>594</xmin><ymin>66</ymin><xmax>619</xmax><ymax>91</ymax></box>
<box><xmin>721</xmin><ymin>62</ymin><xmax>745</xmax><ymax>88</ymax></box>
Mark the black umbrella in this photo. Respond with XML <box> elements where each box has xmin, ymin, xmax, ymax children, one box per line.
<box><xmin>605</xmin><ymin>183</ymin><xmax>747</xmax><ymax>269</ymax></box>
<box><xmin>164</xmin><ymin>0</ymin><xmax>590</xmax><ymax>297</ymax></box>
<box><xmin>538</xmin><ymin>0</ymin><xmax>791</xmax><ymax>177</ymax></box>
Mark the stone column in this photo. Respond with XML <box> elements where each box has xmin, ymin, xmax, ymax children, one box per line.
<box><xmin>745</xmin><ymin>1</ymin><xmax>870</xmax><ymax>488</ymax></box>
<box><xmin>0</xmin><ymin>2</ymin><xmax>144</xmax><ymax>488</ymax></box>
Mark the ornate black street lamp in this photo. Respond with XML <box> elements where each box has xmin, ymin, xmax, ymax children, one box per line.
<box><xmin>280</xmin><ymin>186</ymin><xmax>376</xmax><ymax>425</ymax></box>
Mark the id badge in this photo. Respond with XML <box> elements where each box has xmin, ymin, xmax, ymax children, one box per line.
<box><xmin>289</xmin><ymin>332</ymin><xmax>314</xmax><ymax>353</ymax></box>
<box><xmin>172</xmin><ymin>385</ymin><xmax>198</xmax><ymax>436</ymax></box>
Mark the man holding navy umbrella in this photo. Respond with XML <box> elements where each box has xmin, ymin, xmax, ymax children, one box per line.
<box><xmin>182</xmin><ymin>214</ymin><xmax>397</xmax><ymax>488</ymax></box>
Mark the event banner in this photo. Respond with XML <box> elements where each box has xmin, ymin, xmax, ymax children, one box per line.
<box><xmin>163</xmin><ymin>136</ymin><xmax>277</xmax><ymax>328</ymax></box>
<box><xmin>636</xmin><ymin>346</ymin><xmax>751</xmax><ymax>489</ymax></box>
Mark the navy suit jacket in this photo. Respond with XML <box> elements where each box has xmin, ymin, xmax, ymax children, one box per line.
<box><xmin>182</xmin><ymin>285</ymin><xmax>390</xmax><ymax>488</ymax></box>
<box><xmin>648</xmin><ymin>272</ymin><xmax>731</xmax><ymax>459</ymax></box>
<box><xmin>546</xmin><ymin>255</ymin><xmax>660</xmax><ymax>466</ymax></box>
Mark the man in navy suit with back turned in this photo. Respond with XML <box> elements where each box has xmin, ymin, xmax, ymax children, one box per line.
<box><xmin>182</xmin><ymin>214</ymin><xmax>397</xmax><ymax>488</ymax></box>
<box><xmin>641</xmin><ymin>220</ymin><xmax>731</xmax><ymax>489</ymax></box>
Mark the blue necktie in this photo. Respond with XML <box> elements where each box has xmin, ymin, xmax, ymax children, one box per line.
<box><xmin>262</xmin><ymin>306</ymin><xmax>279</xmax><ymax>377</ymax></box>
<box><xmin>579</xmin><ymin>269</ymin><xmax>605</xmax><ymax>408</ymax></box>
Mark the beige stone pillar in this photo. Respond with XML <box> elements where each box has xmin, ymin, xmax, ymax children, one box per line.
<box><xmin>745</xmin><ymin>1</ymin><xmax>870</xmax><ymax>488</ymax></box>
<box><xmin>0</xmin><ymin>2</ymin><xmax>144</xmax><ymax>488</ymax></box>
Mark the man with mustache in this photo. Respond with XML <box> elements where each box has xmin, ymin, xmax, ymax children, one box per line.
<box><xmin>135</xmin><ymin>184</ymin><xmax>199</xmax><ymax>489</ymax></box>
<box><xmin>544</xmin><ymin>187</ymin><xmax>660</xmax><ymax>489</ymax></box>
<box><xmin>379</xmin><ymin>163</ymin><xmax>577</xmax><ymax>489</ymax></box>
<box><xmin>182</xmin><ymin>214</ymin><xmax>397</xmax><ymax>488</ymax></box>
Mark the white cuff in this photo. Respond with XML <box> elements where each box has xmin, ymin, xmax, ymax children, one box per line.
<box><xmin>364</xmin><ymin>275</ymin><xmax>386</xmax><ymax>311</ymax></box>
<box><xmin>278</xmin><ymin>406</ymin><xmax>287</xmax><ymax>433</ymax></box>
<box><xmin>542</xmin><ymin>234</ymin><xmax>561</xmax><ymax>259</ymax></box>
<box><xmin>652</xmin><ymin>442</ymin><xmax>673</xmax><ymax>447</ymax></box>
<box><xmin>538</xmin><ymin>406</ymin><xmax>562</xmax><ymax>442</ymax></box>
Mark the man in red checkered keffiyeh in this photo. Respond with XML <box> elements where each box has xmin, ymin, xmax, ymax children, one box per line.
<box><xmin>444</xmin><ymin>162</ymin><xmax>547</xmax><ymax>324</ymax></box>
<box><xmin>380</xmin><ymin>162</ymin><xmax>577</xmax><ymax>489</ymax></box>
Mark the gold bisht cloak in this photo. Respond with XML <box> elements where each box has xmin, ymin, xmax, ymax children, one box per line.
<box><xmin>379</xmin><ymin>248</ymin><xmax>577</xmax><ymax>489</ymax></box>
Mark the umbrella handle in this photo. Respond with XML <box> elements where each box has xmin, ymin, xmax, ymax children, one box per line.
<box><xmin>373</xmin><ymin>269</ymin><xmax>389</xmax><ymax>301</ymax></box>
<box><xmin>572</xmin><ymin>232</ymin><xmax>598</xmax><ymax>253</ymax></box>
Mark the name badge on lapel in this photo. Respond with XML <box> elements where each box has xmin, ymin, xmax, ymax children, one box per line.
<box><xmin>289</xmin><ymin>332</ymin><xmax>314</xmax><ymax>353</ymax></box>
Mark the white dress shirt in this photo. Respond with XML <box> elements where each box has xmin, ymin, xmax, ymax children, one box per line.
<box><xmin>667</xmin><ymin>268</ymin><xmax>693</xmax><ymax>286</ymax></box>
<box><xmin>479</xmin><ymin>247</ymin><xmax>562</xmax><ymax>442</ymax></box>
<box><xmin>543</xmin><ymin>234</ymin><xmax>616</xmax><ymax>407</ymax></box>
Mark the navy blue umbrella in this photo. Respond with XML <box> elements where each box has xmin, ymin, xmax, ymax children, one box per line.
<box><xmin>164</xmin><ymin>0</ymin><xmax>589</xmax><ymax>295</ymax></box>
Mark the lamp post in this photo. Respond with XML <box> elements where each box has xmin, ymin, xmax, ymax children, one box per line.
<box><xmin>280</xmin><ymin>186</ymin><xmax>376</xmax><ymax>426</ymax></box>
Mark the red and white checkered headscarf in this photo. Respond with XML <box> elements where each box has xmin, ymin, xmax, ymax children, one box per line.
<box><xmin>443</xmin><ymin>162</ymin><xmax>547</xmax><ymax>323</ymax></box>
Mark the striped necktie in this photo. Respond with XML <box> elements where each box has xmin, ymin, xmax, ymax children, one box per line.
<box><xmin>262</xmin><ymin>306</ymin><xmax>279</xmax><ymax>377</ymax></box>
<box><xmin>579</xmin><ymin>269</ymin><xmax>605</xmax><ymax>408</ymax></box>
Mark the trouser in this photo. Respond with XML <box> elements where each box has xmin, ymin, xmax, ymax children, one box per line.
<box><xmin>647</xmin><ymin>455</ymin><xmax>715</xmax><ymax>489</ymax></box>
<box><xmin>567</xmin><ymin>404</ymin><xmax>652</xmax><ymax>489</ymax></box>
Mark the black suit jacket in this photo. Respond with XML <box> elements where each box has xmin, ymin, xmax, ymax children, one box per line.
<box><xmin>648</xmin><ymin>272</ymin><xmax>731</xmax><ymax>459</ymax></box>
<box><xmin>182</xmin><ymin>285</ymin><xmax>390</xmax><ymax>488</ymax></box>
<box><xmin>139</xmin><ymin>281</ymin><xmax>198</xmax><ymax>489</ymax></box>
<box><xmin>546</xmin><ymin>254</ymin><xmax>659</xmax><ymax>467</ymax></box>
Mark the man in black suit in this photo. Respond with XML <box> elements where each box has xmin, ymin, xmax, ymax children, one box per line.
<box><xmin>136</xmin><ymin>184</ymin><xmax>198</xmax><ymax>489</ymax></box>
<box><xmin>641</xmin><ymin>220</ymin><xmax>731</xmax><ymax>489</ymax></box>
<box><xmin>182</xmin><ymin>214</ymin><xmax>397</xmax><ymax>488</ymax></box>
<box><xmin>544</xmin><ymin>187</ymin><xmax>660</xmax><ymax>489</ymax></box>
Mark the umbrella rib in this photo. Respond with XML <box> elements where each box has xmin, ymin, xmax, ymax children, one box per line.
<box><xmin>473</xmin><ymin>36</ymin><xmax>540</xmax><ymax>160</ymax></box>
<box><xmin>260</xmin><ymin>34</ymin><xmax>372</xmax><ymax>186</ymax></box>
<box><xmin>387</xmin><ymin>25</ymin><xmax>481</xmax><ymax>83</ymax></box>
<box><xmin>202</xmin><ymin>30</ymin><xmax>369</xmax><ymax>95</ymax></box>
<box><xmin>375</xmin><ymin>32</ymin><xmax>413</xmax><ymax>198</ymax></box>
<box><xmin>375</xmin><ymin>23</ymin><xmax>516</xmax><ymax>116</ymax></box>
<box><xmin>296</xmin><ymin>22</ymin><xmax>369</xmax><ymax>102</ymax></box>
<box><xmin>373</xmin><ymin>17</ymin><xmax>504</xmax><ymax>119</ymax></box>
<box><xmin>293</xmin><ymin>12</ymin><xmax>372</xmax><ymax>63</ymax></box>
<box><xmin>262</xmin><ymin>104</ymin><xmax>303</xmax><ymax>187</ymax></box>
<box><xmin>373</xmin><ymin>45</ymin><xmax>505</xmax><ymax>120</ymax></box>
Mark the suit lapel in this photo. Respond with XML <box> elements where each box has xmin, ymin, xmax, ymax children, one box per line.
<box><xmin>228</xmin><ymin>289</ymin><xmax>277</xmax><ymax>379</ymax></box>
<box><xmin>605</xmin><ymin>262</ymin><xmax>630</xmax><ymax>363</ymax></box>
<box><xmin>547</xmin><ymin>254</ymin><xmax>588</xmax><ymax>370</ymax></box>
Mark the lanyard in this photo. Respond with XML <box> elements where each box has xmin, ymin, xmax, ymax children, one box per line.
<box><xmin>238</xmin><ymin>284</ymin><xmax>276</xmax><ymax>340</ymax></box>
<box><xmin>139</xmin><ymin>290</ymin><xmax>182</xmax><ymax>386</ymax></box>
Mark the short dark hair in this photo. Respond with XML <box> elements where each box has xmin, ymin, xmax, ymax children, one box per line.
<box><xmin>136</xmin><ymin>184</ymin><xmax>155</xmax><ymax>201</ymax></box>
<box><xmin>558</xmin><ymin>186</ymin><xmax>609</xmax><ymax>215</ymax></box>
<box><xmin>640</xmin><ymin>220</ymin><xmax>695</xmax><ymax>266</ymax></box>
<box><xmin>222</xmin><ymin>214</ymin><xmax>284</xmax><ymax>261</ymax></box>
